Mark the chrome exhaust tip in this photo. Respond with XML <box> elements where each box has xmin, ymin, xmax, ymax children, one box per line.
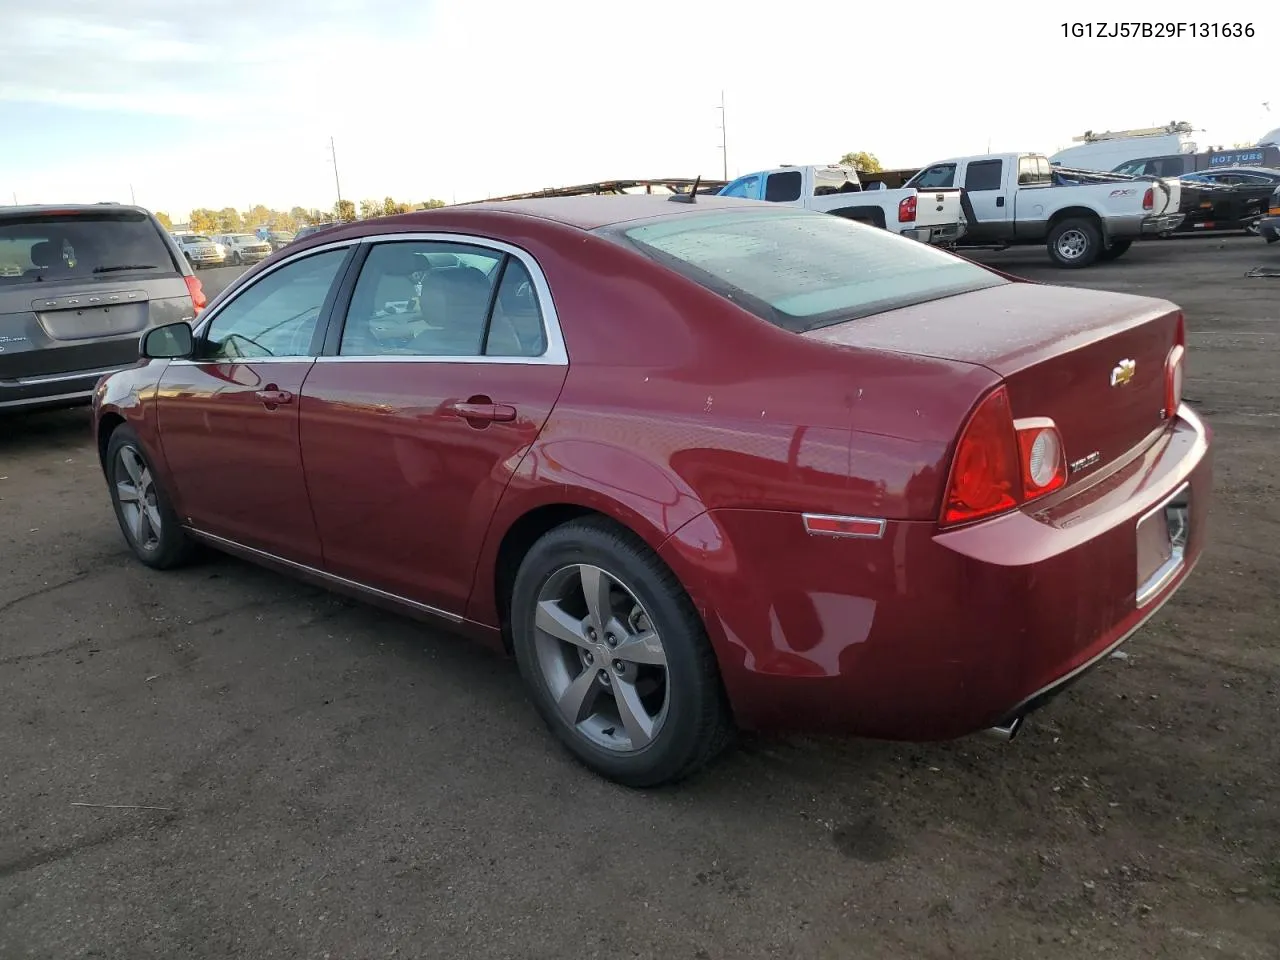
<box><xmin>985</xmin><ymin>716</ymin><xmax>1024</xmax><ymax>742</ymax></box>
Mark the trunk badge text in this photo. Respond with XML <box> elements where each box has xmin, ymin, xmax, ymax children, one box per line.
<box><xmin>1110</xmin><ymin>358</ymin><xmax>1136</xmax><ymax>387</ymax></box>
<box><xmin>1070</xmin><ymin>451</ymin><xmax>1102</xmax><ymax>475</ymax></box>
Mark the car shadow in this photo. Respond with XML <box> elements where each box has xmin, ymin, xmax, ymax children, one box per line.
<box><xmin>0</xmin><ymin>406</ymin><xmax>93</xmax><ymax>456</ymax></box>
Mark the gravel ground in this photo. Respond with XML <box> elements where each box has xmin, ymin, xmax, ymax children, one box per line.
<box><xmin>2</xmin><ymin>235</ymin><xmax>1278</xmax><ymax>959</ymax></box>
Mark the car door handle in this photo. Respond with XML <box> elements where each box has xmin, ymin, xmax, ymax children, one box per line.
<box><xmin>448</xmin><ymin>400</ymin><xmax>517</xmax><ymax>423</ymax></box>
<box><xmin>255</xmin><ymin>387</ymin><xmax>294</xmax><ymax>408</ymax></box>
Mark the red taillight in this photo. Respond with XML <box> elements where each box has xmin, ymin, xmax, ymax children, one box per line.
<box><xmin>898</xmin><ymin>195</ymin><xmax>917</xmax><ymax>223</ymax></box>
<box><xmin>942</xmin><ymin>389</ymin><xmax>1069</xmax><ymax>527</ymax></box>
<box><xmin>942</xmin><ymin>386</ymin><xmax>1021</xmax><ymax>525</ymax></box>
<box><xmin>1014</xmin><ymin>418</ymin><xmax>1067</xmax><ymax>499</ymax></box>
<box><xmin>1142</xmin><ymin>187</ymin><xmax>1154</xmax><ymax>211</ymax></box>
<box><xmin>184</xmin><ymin>274</ymin><xmax>207</xmax><ymax>315</ymax></box>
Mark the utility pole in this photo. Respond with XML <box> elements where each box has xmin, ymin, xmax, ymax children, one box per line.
<box><xmin>330</xmin><ymin>136</ymin><xmax>344</xmax><ymax>217</ymax></box>
<box><xmin>715</xmin><ymin>90</ymin><xmax>728</xmax><ymax>180</ymax></box>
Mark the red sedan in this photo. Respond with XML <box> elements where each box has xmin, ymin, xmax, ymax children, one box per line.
<box><xmin>92</xmin><ymin>195</ymin><xmax>1212</xmax><ymax>786</ymax></box>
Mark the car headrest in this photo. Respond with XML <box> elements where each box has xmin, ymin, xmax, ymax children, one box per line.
<box><xmin>377</xmin><ymin>246</ymin><xmax>423</xmax><ymax>276</ymax></box>
<box><xmin>29</xmin><ymin>240</ymin><xmax>59</xmax><ymax>268</ymax></box>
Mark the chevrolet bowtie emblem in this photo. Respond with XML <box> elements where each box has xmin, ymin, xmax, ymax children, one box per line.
<box><xmin>1110</xmin><ymin>358</ymin><xmax>1136</xmax><ymax>387</ymax></box>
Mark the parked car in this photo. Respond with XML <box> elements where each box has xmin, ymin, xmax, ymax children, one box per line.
<box><xmin>291</xmin><ymin>222</ymin><xmax>346</xmax><ymax>244</ymax></box>
<box><xmin>92</xmin><ymin>196</ymin><xmax>1212</xmax><ymax>786</ymax></box>
<box><xmin>1175</xmin><ymin>167</ymin><xmax>1280</xmax><ymax>234</ymax></box>
<box><xmin>906</xmin><ymin>152</ymin><xmax>1185</xmax><ymax>267</ymax></box>
<box><xmin>718</xmin><ymin>164</ymin><xmax>965</xmax><ymax>246</ymax></box>
<box><xmin>216</xmin><ymin>232</ymin><xmax>274</xmax><ymax>266</ymax></box>
<box><xmin>174</xmin><ymin>234</ymin><xmax>227</xmax><ymax>269</ymax></box>
<box><xmin>0</xmin><ymin>204</ymin><xmax>206</xmax><ymax>413</ymax></box>
<box><xmin>1258</xmin><ymin>183</ymin><xmax>1280</xmax><ymax>243</ymax></box>
<box><xmin>1110</xmin><ymin>145</ymin><xmax>1280</xmax><ymax>179</ymax></box>
<box><xmin>254</xmin><ymin>227</ymin><xmax>296</xmax><ymax>251</ymax></box>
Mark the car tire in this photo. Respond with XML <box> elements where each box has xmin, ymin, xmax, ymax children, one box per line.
<box><xmin>1097</xmin><ymin>239</ymin><xmax>1132</xmax><ymax>262</ymax></box>
<box><xmin>105</xmin><ymin>425</ymin><xmax>196</xmax><ymax>570</ymax></box>
<box><xmin>1047</xmin><ymin>218</ymin><xmax>1101</xmax><ymax>268</ymax></box>
<box><xmin>510</xmin><ymin>517</ymin><xmax>734</xmax><ymax>787</ymax></box>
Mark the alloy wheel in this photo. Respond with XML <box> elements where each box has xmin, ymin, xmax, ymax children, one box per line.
<box><xmin>115</xmin><ymin>445</ymin><xmax>163</xmax><ymax>551</ymax></box>
<box><xmin>533</xmin><ymin>564</ymin><xmax>669</xmax><ymax>752</ymax></box>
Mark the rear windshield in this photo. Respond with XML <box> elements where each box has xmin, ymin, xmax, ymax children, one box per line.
<box><xmin>0</xmin><ymin>211</ymin><xmax>177</xmax><ymax>283</ymax></box>
<box><xmin>609</xmin><ymin>208</ymin><xmax>1005</xmax><ymax>332</ymax></box>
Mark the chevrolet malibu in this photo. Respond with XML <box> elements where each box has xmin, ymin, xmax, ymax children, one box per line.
<box><xmin>92</xmin><ymin>195</ymin><xmax>1212</xmax><ymax>787</ymax></box>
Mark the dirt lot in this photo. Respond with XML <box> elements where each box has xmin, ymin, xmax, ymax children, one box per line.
<box><xmin>2</xmin><ymin>237</ymin><xmax>1278</xmax><ymax>959</ymax></box>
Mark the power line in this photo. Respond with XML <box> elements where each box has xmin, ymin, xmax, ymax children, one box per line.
<box><xmin>330</xmin><ymin>136</ymin><xmax>344</xmax><ymax>214</ymax></box>
<box><xmin>715</xmin><ymin>90</ymin><xmax>728</xmax><ymax>180</ymax></box>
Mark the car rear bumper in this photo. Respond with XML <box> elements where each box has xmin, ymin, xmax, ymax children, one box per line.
<box><xmin>659</xmin><ymin>405</ymin><xmax>1212</xmax><ymax>739</ymax></box>
<box><xmin>1137</xmin><ymin>213</ymin><xmax>1186</xmax><ymax>235</ymax></box>
<box><xmin>0</xmin><ymin>363</ymin><xmax>138</xmax><ymax>411</ymax></box>
<box><xmin>899</xmin><ymin>222</ymin><xmax>963</xmax><ymax>245</ymax></box>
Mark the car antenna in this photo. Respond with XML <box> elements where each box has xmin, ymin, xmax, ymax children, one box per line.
<box><xmin>669</xmin><ymin>175</ymin><xmax>701</xmax><ymax>203</ymax></box>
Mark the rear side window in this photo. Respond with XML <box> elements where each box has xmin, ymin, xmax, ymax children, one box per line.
<box><xmin>765</xmin><ymin>171</ymin><xmax>802</xmax><ymax>202</ymax></box>
<box><xmin>613</xmin><ymin>208</ymin><xmax>1006</xmax><ymax>333</ymax></box>
<box><xmin>964</xmin><ymin>160</ymin><xmax>1003</xmax><ymax>191</ymax></box>
<box><xmin>1018</xmin><ymin>156</ymin><xmax>1051</xmax><ymax>185</ymax></box>
<box><xmin>0</xmin><ymin>211</ymin><xmax>176</xmax><ymax>284</ymax></box>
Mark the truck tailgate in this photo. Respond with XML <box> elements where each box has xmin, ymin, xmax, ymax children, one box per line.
<box><xmin>913</xmin><ymin>188</ymin><xmax>964</xmax><ymax>228</ymax></box>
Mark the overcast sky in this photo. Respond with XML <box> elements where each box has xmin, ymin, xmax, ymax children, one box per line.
<box><xmin>1</xmin><ymin>0</ymin><xmax>1276</xmax><ymax>218</ymax></box>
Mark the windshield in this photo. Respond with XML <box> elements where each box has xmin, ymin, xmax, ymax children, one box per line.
<box><xmin>230</xmin><ymin>234</ymin><xmax>258</xmax><ymax>242</ymax></box>
<box><xmin>188</xmin><ymin>235</ymin><xmax>212</xmax><ymax>243</ymax></box>
<box><xmin>608</xmin><ymin>208</ymin><xmax>1006</xmax><ymax>332</ymax></box>
<box><xmin>0</xmin><ymin>211</ymin><xmax>176</xmax><ymax>282</ymax></box>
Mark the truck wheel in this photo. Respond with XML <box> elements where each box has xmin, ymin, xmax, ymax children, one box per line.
<box><xmin>1048</xmin><ymin>218</ymin><xmax>1101</xmax><ymax>268</ymax></box>
<box><xmin>1097</xmin><ymin>239</ymin><xmax>1132</xmax><ymax>262</ymax></box>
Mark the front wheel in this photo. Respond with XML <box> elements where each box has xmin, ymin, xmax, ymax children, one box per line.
<box><xmin>1047</xmin><ymin>217</ymin><xmax>1102</xmax><ymax>268</ymax></box>
<box><xmin>1097</xmin><ymin>239</ymin><xmax>1132</xmax><ymax>262</ymax></box>
<box><xmin>510</xmin><ymin>518</ymin><xmax>734</xmax><ymax>787</ymax></box>
<box><xmin>106</xmin><ymin>425</ymin><xmax>195</xmax><ymax>570</ymax></box>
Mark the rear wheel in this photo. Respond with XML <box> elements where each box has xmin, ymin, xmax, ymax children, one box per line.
<box><xmin>1047</xmin><ymin>217</ymin><xmax>1101</xmax><ymax>268</ymax></box>
<box><xmin>510</xmin><ymin>518</ymin><xmax>734</xmax><ymax>787</ymax></box>
<box><xmin>106</xmin><ymin>425</ymin><xmax>195</xmax><ymax>570</ymax></box>
<box><xmin>1097</xmin><ymin>239</ymin><xmax>1132</xmax><ymax>262</ymax></box>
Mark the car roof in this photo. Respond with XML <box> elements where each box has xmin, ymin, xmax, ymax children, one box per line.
<box><xmin>450</xmin><ymin>193</ymin><xmax>764</xmax><ymax>230</ymax></box>
<box><xmin>0</xmin><ymin>202</ymin><xmax>156</xmax><ymax>220</ymax></box>
<box><xmin>1197</xmin><ymin>166</ymin><xmax>1280</xmax><ymax>176</ymax></box>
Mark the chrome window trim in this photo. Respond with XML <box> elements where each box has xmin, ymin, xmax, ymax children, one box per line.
<box><xmin>170</xmin><ymin>239</ymin><xmax>358</xmax><ymax>367</ymax></box>
<box><xmin>187</xmin><ymin>237</ymin><xmax>359</xmax><ymax>341</ymax></box>
<box><xmin>318</xmin><ymin>232</ymin><xmax>568</xmax><ymax>368</ymax></box>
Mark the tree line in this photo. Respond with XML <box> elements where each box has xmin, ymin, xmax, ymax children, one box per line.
<box><xmin>152</xmin><ymin>158</ymin><xmax>882</xmax><ymax>234</ymax></box>
<box><xmin>154</xmin><ymin>198</ymin><xmax>448</xmax><ymax>234</ymax></box>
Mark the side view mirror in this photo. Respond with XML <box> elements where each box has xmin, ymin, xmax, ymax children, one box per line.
<box><xmin>140</xmin><ymin>321</ymin><xmax>194</xmax><ymax>360</ymax></box>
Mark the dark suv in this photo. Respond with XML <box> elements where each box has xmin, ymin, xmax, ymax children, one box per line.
<box><xmin>0</xmin><ymin>204</ymin><xmax>207</xmax><ymax>413</ymax></box>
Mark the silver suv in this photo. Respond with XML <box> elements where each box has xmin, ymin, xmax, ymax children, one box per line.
<box><xmin>0</xmin><ymin>204</ymin><xmax>207</xmax><ymax>413</ymax></box>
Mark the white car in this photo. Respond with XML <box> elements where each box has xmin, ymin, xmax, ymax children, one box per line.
<box><xmin>215</xmin><ymin>233</ymin><xmax>275</xmax><ymax>266</ymax></box>
<box><xmin>173</xmin><ymin>234</ymin><xmax>227</xmax><ymax>269</ymax></box>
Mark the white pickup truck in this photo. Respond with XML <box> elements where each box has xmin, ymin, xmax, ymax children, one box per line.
<box><xmin>717</xmin><ymin>164</ymin><xmax>964</xmax><ymax>246</ymax></box>
<box><xmin>904</xmin><ymin>152</ymin><xmax>1185</xmax><ymax>267</ymax></box>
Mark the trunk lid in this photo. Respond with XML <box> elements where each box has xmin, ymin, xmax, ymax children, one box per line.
<box><xmin>803</xmin><ymin>282</ymin><xmax>1180</xmax><ymax>477</ymax></box>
